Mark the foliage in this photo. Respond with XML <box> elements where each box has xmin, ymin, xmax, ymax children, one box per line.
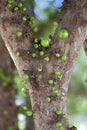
<box><xmin>68</xmin><ymin>48</ymin><xmax>87</xmax><ymax>114</ymax></box>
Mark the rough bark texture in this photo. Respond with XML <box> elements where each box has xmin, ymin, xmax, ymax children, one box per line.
<box><xmin>0</xmin><ymin>36</ymin><xmax>18</xmax><ymax>130</ymax></box>
<box><xmin>0</xmin><ymin>0</ymin><xmax>87</xmax><ymax>130</ymax></box>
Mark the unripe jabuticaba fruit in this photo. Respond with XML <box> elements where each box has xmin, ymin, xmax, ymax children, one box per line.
<box><xmin>41</xmin><ymin>37</ymin><xmax>50</xmax><ymax>48</ymax></box>
<box><xmin>58</xmin><ymin>29</ymin><xmax>69</xmax><ymax>40</ymax></box>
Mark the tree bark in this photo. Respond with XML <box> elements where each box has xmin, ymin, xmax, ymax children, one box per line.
<box><xmin>0</xmin><ymin>36</ymin><xmax>18</xmax><ymax>130</ymax></box>
<box><xmin>0</xmin><ymin>0</ymin><xmax>87</xmax><ymax>130</ymax></box>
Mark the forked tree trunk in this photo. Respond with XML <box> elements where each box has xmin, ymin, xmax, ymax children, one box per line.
<box><xmin>0</xmin><ymin>0</ymin><xmax>87</xmax><ymax>130</ymax></box>
<box><xmin>0</xmin><ymin>36</ymin><xmax>18</xmax><ymax>130</ymax></box>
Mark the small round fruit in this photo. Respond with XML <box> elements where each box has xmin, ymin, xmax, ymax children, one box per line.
<box><xmin>55</xmin><ymin>70</ymin><xmax>61</xmax><ymax>76</ymax></box>
<box><xmin>16</xmin><ymin>31</ymin><xmax>22</xmax><ymax>37</ymax></box>
<box><xmin>55</xmin><ymin>110</ymin><xmax>62</xmax><ymax>115</ymax></box>
<box><xmin>31</xmin><ymin>53</ymin><xmax>37</xmax><ymax>58</ymax></box>
<box><xmin>41</xmin><ymin>37</ymin><xmax>50</xmax><ymax>48</ymax></box>
<box><xmin>23</xmin><ymin>7</ymin><xmax>27</xmax><ymax>12</ymax></box>
<box><xmin>61</xmin><ymin>55</ymin><xmax>67</xmax><ymax>61</ymax></box>
<box><xmin>40</xmin><ymin>51</ymin><xmax>44</xmax><ymax>56</ymax></box>
<box><xmin>37</xmin><ymin>67</ymin><xmax>43</xmax><ymax>72</ymax></box>
<box><xmin>18</xmin><ymin>2</ymin><xmax>23</xmax><ymax>8</ymax></box>
<box><xmin>22</xmin><ymin>16</ymin><xmax>27</xmax><ymax>22</ymax></box>
<box><xmin>53</xmin><ymin>89</ymin><xmax>60</xmax><ymax>96</ymax></box>
<box><xmin>16</xmin><ymin>52</ymin><xmax>20</xmax><ymax>57</ymax></box>
<box><xmin>23</xmin><ymin>74</ymin><xmax>29</xmax><ymax>81</ymax></box>
<box><xmin>55</xmin><ymin>53</ymin><xmax>61</xmax><ymax>58</ymax></box>
<box><xmin>46</xmin><ymin>97</ymin><xmax>51</xmax><ymax>103</ymax></box>
<box><xmin>48</xmin><ymin>80</ymin><xmax>54</xmax><ymax>85</ymax></box>
<box><xmin>26</xmin><ymin>110</ymin><xmax>33</xmax><ymax>116</ymax></box>
<box><xmin>44</xmin><ymin>56</ymin><xmax>50</xmax><ymax>62</ymax></box>
<box><xmin>58</xmin><ymin>29</ymin><xmax>69</xmax><ymax>40</ymax></box>
<box><xmin>34</xmin><ymin>44</ymin><xmax>38</xmax><ymax>49</ymax></box>
<box><xmin>14</xmin><ymin>6</ymin><xmax>19</xmax><ymax>11</ymax></box>
<box><xmin>33</xmin><ymin>27</ymin><xmax>38</xmax><ymax>32</ymax></box>
<box><xmin>56</xmin><ymin>122</ymin><xmax>62</xmax><ymax>127</ymax></box>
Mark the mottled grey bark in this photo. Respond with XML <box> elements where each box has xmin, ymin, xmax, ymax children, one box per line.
<box><xmin>0</xmin><ymin>0</ymin><xmax>87</xmax><ymax>130</ymax></box>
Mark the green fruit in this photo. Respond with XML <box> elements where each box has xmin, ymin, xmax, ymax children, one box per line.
<box><xmin>8</xmin><ymin>0</ymin><xmax>13</xmax><ymax>4</ymax></box>
<box><xmin>16</xmin><ymin>31</ymin><xmax>22</xmax><ymax>37</ymax></box>
<box><xmin>22</xmin><ymin>7</ymin><xmax>27</xmax><ymax>12</ymax></box>
<box><xmin>56</xmin><ymin>122</ymin><xmax>62</xmax><ymax>127</ymax></box>
<box><xmin>55</xmin><ymin>110</ymin><xmax>62</xmax><ymax>115</ymax></box>
<box><xmin>44</xmin><ymin>56</ymin><xmax>50</xmax><ymax>62</ymax></box>
<box><xmin>53</xmin><ymin>89</ymin><xmax>60</xmax><ymax>96</ymax></box>
<box><xmin>33</xmin><ymin>27</ymin><xmax>38</xmax><ymax>32</ymax></box>
<box><xmin>24</xmin><ymin>74</ymin><xmax>29</xmax><ymax>81</ymax></box>
<box><xmin>30</xmin><ymin>17</ymin><xmax>35</xmax><ymax>24</ymax></box>
<box><xmin>61</xmin><ymin>55</ymin><xmax>67</xmax><ymax>61</ymax></box>
<box><xmin>53</xmin><ymin>21</ymin><xmax>59</xmax><ymax>27</ymax></box>
<box><xmin>14</xmin><ymin>6</ymin><xmax>19</xmax><ymax>11</ymax></box>
<box><xmin>41</xmin><ymin>37</ymin><xmax>50</xmax><ymax>48</ymax></box>
<box><xmin>64</xmin><ymin>118</ymin><xmax>69</xmax><ymax>124</ymax></box>
<box><xmin>31</xmin><ymin>53</ymin><xmax>37</xmax><ymax>58</ymax></box>
<box><xmin>22</xmin><ymin>87</ymin><xmax>26</xmax><ymax>92</ymax></box>
<box><xmin>22</xmin><ymin>16</ymin><xmax>27</xmax><ymax>22</ymax></box>
<box><xmin>26</xmin><ymin>110</ymin><xmax>33</xmax><ymax>116</ymax></box>
<box><xmin>46</xmin><ymin>97</ymin><xmax>51</xmax><ymax>103</ymax></box>
<box><xmin>48</xmin><ymin>80</ymin><xmax>54</xmax><ymax>85</ymax></box>
<box><xmin>22</xmin><ymin>88</ymin><xmax>27</xmax><ymax>97</ymax></box>
<box><xmin>57</xmin><ymin>74</ymin><xmax>62</xmax><ymax>80</ymax></box>
<box><xmin>40</xmin><ymin>51</ymin><xmax>44</xmax><ymax>56</ymax></box>
<box><xmin>55</xmin><ymin>70</ymin><xmax>61</xmax><ymax>76</ymax></box>
<box><xmin>55</xmin><ymin>53</ymin><xmax>61</xmax><ymax>58</ymax></box>
<box><xmin>6</xmin><ymin>4</ymin><xmax>12</xmax><ymax>8</ymax></box>
<box><xmin>18</xmin><ymin>2</ymin><xmax>23</xmax><ymax>8</ymax></box>
<box><xmin>16</xmin><ymin>52</ymin><xmax>20</xmax><ymax>57</ymax></box>
<box><xmin>37</xmin><ymin>67</ymin><xmax>43</xmax><ymax>72</ymax></box>
<box><xmin>34</xmin><ymin>44</ymin><xmax>38</xmax><ymax>49</ymax></box>
<box><xmin>58</xmin><ymin>29</ymin><xmax>69</xmax><ymax>40</ymax></box>
<box><xmin>23</xmin><ymin>106</ymin><xmax>28</xmax><ymax>110</ymax></box>
<box><xmin>34</xmin><ymin>38</ymin><xmax>39</xmax><ymax>43</ymax></box>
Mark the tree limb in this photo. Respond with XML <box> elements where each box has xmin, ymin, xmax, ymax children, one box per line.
<box><xmin>0</xmin><ymin>1</ymin><xmax>87</xmax><ymax>130</ymax></box>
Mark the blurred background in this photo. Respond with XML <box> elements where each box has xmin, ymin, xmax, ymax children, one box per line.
<box><xmin>0</xmin><ymin>0</ymin><xmax>87</xmax><ymax>130</ymax></box>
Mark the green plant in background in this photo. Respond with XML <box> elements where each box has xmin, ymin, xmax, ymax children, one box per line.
<box><xmin>7</xmin><ymin>126</ymin><xmax>14</xmax><ymax>130</ymax></box>
<box><xmin>68</xmin><ymin>48</ymin><xmax>87</xmax><ymax>114</ymax></box>
<box><xmin>13</xmin><ymin>70</ymin><xmax>28</xmax><ymax>97</ymax></box>
<box><xmin>13</xmin><ymin>70</ymin><xmax>33</xmax><ymax>129</ymax></box>
<box><xmin>17</xmin><ymin>106</ymin><xmax>33</xmax><ymax>117</ymax></box>
<box><xmin>0</xmin><ymin>68</ymin><xmax>12</xmax><ymax>87</ymax></box>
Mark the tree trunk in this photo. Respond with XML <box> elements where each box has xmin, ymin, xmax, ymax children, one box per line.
<box><xmin>0</xmin><ymin>0</ymin><xmax>87</xmax><ymax>130</ymax></box>
<box><xmin>0</xmin><ymin>36</ymin><xmax>18</xmax><ymax>130</ymax></box>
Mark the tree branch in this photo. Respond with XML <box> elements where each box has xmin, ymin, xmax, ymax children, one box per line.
<box><xmin>0</xmin><ymin>1</ymin><xmax>87</xmax><ymax>130</ymax></box>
